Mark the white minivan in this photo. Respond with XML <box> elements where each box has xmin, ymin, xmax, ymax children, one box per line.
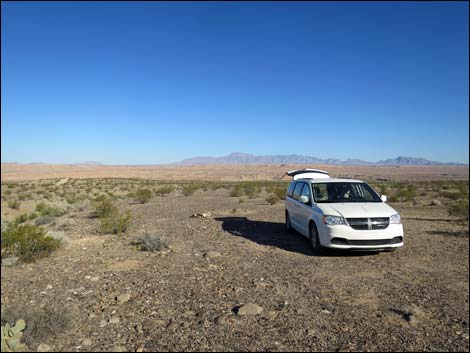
<box><xmin>285</xmin><ymin>169</ymin><xmax>404</xmax><ymax>252</ymax></box>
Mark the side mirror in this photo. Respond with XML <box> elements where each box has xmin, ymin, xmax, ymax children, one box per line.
<box><xmin>299</xmin><ymin>195</ymin><xmax>310</xmax><ymax>204</ymax></box>
<box><xmin>381</xmin><ymin>195</ymin><xmax>387</xmax><ymax>202</ymax></box>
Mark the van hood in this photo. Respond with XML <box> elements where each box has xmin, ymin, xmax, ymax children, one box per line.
<box><xmin>316</xmin><ymin>202</ymin><xmax>398</xmax><ymax>218</ymax></box>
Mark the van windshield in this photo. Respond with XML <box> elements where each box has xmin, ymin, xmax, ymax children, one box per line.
<box><xmin>312</xmin><ymin>182</ymin><xmax>381</xmax><ymax>203</ymax></box>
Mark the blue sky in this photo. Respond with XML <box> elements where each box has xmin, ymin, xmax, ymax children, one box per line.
<box><xmin>1</xmin><ymin>1</ymin><xmax>469</xmax><ymax>164</ymax></box>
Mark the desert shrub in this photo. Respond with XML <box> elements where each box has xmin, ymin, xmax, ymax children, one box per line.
<box><xmin>388</xmin><ymin>194</ymin><xmax>400</xmax><ymax>203</ymax></box>
<box><xmin>1</xmin><ymin>224</ymin><xmax>61</xmax><ymax>263</ymax></box>
<box><xmin>243</xmin><ymin>183</ymin><xmax>258</xmax><ymax>199</ymax></box>
<box><xmin>35</xmin><ymin>202</ymin><xmax>65</xmax><ymax>217</ymax></box>
<box><xmin>439</xmin><ymin>191</ymin><xmax>463</xmax><ymax>201</ymax></box>
<box><xmin>155</xmin><ymin>185</ymin><xmax>175</xmax><ymax>196</ymax></box>
<box><xmin>135</xmin><ymin>189</ymin><xmax>152</xmax><ymax>203</ymax></box>
<box><xmin>379</xmin><ymin>184</ymin><xmax>388</xmax><ymax>195</ymax></box>
<box><xmin>91</xmin><ymin>197</ymin><xmax>117</xmax><ymax>218</ymax></box>
<box><xmin>229</xmin><ymin>184</ymin><xmax>243</xmax><ymax>197</ymax></box>
<box><xmin>448</xmin><ymin>200</ymin><xmax>469</xmax><ymax>220</ymax></box>
<box><xmin>10</xmin><ymin>214</ymin><xmax>29</xmax><ymax>227</ymax></box>
<box><xmin>210</xmin><ymin>183</ymin><xmax>225</xmax><ymax>191</ymax></box>
<box><xmin>273</xmin><ymin>187</ymin><xmax>286</xmax><ymax>201</ymax></box>
<box><xmin>182</xmin><ymin>184</ymin><xmax>200</xmax><ymax>196</ymax></box>
<box><xmin>100</xmin><ymin>210</ymin><xmax>132</xmax><ymax>235</ymax></box>
<box><xmin>65</xmin><ymin>193</ymin><xmax>77</xmax><ymax>204</ymax></box>
<box><xmin>266</xmin><ymin>194</ymin><xmax>279</xmax><ymax>205</ymax></box>
<box><xmin>3</xmin><ymin>190</ymin><xmax>12</xmax><ymax>196</ymax></box>
<box><xmin>7</xmin><ymin>199</ymin><xmax>21</xmax><ymax>209</ymax></box>
<box><xmin>18</xmin><ymin>194</ymin><xmax>27</xmax><ymax>201</ymax></box>
<box><xmin>1</xmin><ymin>305</ymin><xmax>73</xmax><ymax>347</ymax></box>
<box><xmin>132</xmin><ymin>234</ymin><xmax>168</xmax><ymax>251</ymax></box>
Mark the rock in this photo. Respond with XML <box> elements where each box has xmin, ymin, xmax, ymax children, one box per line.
<box><xmin>99</xmin><ymin>319</ymin><xmax>108</xmax><ymax>327</ymax></box>
<box><xmin>2</xmin><ymin>256</ymin><xmax>19</xmax><ymax>267</ymax></box>
<box><xmin>191</xmin><ymin>212</ymin><xmax>211</xmax><ymax>219</ymax></box>
<box><xmin>431</xmin><ymin>199</ymin><xmax>442</xmax><ymax>206</ymax></box>
<box><xmin>110</xmin><ymin>345</ymin><xmax>127</xmax><ymax>352</ymax></box>
<box><xmin>116</xmin><ymin>292</ymin><xmax>131</xmax><ymax>304</ymax></box>
<box><xmin>109</xmin><ymin>317</ymin><xmax>120</xmax><ymax>324</ymax></box>
<box><xmin>321</xmin><ymin>309</ymin><xmax>331</xmax><ymax>314</ymax></box>
<box><xmin>37</xmin><ymin>344</ymin><xmax>51</xmax><ymax>352</ymax></box>
<box><xmin>82</xmin><ymin>338</ymin><xmax>92</xmax><ymax>346</ymax></box>
<box><xmin>236</xmin><ymin>303</ymin><xmax>263</xmax><ymax>316</ymax></box>
<box><xmin>204</xmin><ymin>251</ymin><xmax>222</xmax><ymax>259</ymax></box>
<box><xmin>405</xmin><ymin>313</ymin><xmax>419</xmax><ymax>325</ymax></box>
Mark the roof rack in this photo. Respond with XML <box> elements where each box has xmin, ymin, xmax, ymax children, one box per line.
<box><xmin>286</xmin><ymin>168</ymin><xmax>330</xmax><ymax>180</ymax></box>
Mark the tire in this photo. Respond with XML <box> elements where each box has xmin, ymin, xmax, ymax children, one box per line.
<box><xmin>286</xmin><ymin>212</ymin><xmax>293</xmax><ymax>233</ymax></box>
<box><xmin>309</xmin><ymin>222</ymin><xmax>323</xmax><ymax>254</ymax></box>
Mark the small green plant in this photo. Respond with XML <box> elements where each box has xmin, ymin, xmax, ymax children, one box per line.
<box><xmin>182</xmin><ymin>184</ymin><xmax>199</xmax><ymax>196</ymax></box>
<box><xmin>100</xmin><ymin>210</ymin><xmax>132</xmax><ymax>235</ymax></box>
<box><xmin>35</xmin><ymin>203</ymin><xmax>65</xmax><ymax>217</ymax></box>
<box><xmin>154</xmin><ymin>185</ymin><xmax>175</xmax><ymax>196</ymax></box>
<box><xmin>448</xmin><ymin>200</ymin><xmax>469</xmax><ymax>220</ymax></box>
<box><xmin>91</xmin><ymin>197</ymin><xmax>117</xmax><ymax>218</ymax></box>
<box><xmin>7</xmin><ymin>200</ymin><xmax>20</xmax><ymax>209</ymax></box>
<box><xmin>229</xmin><ymin>184</ymin><xmax>243</xmax><ymax>197</ymax></box>
<box><xmin>266</xmin><ymin>195</ymin><xmax>279</xmax><ymax>205</ymax></box>
<box><xmin>135</xmin><ymin>189</ymin><xmax>152</xmax><ymax>204</ymax></box>
<box><xmin>132</xmin><ymin>234</ymin><xmax>169</xmax><ymax>251</ymax></box>
<box><xmin>65</xmin><ymin>194</ymin><xmax>77</xmax><ymax>204</ymax></box>
<box><xmin>10</xmin><ymin>214</ymin><xmax>29</xmax><ymax>228</ymax></box>
<box><xmin>1</xmin><ymin>224</ymin><xmax>61</xmax><ymax>263</ymax></box>
<box><xmin>1</xmin><ymin>319</ymin><xmax>28</xmax><ymax>352</ymax></box>
<box><xmin>439</xmin><ymin>191</ymin><xmax>462</xmax><ymax>201</ymax></box>
<box><xmin>273</xmin><ymin>187</ymin><xmax>286</xmax><ymax>201</ymax></box>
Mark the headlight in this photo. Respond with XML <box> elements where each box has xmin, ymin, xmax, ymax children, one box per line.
<box><xmin>322</xmin><ymin>215</ymin><xmax>345</xmax><ymax>225</ymax></box>
<box><xmin>390</xmin><ymin>214</ymin><xmax>401</xmax><ymax>224</ymax></box>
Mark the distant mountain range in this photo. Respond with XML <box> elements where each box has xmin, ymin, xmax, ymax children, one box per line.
<box><xmin>177</xmin><ymin>152</ymin><xmax>467</xmax><ymax>166</ymax></box>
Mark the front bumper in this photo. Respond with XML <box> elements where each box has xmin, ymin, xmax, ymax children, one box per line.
<box><xmin>318</xmin><ymin>223</ymin><xmax>404</xmax><ymax>250</ymax></box>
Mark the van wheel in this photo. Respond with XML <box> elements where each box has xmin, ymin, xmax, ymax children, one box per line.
<box><xmin>309</xmin><ymin>222</ymin><xmax>323</xmax><ymax>254</ymax></box>
<box><xmin>286</xmin><ymin>212</ymin><xmax>293</xmax><ymax>233</ymax></box>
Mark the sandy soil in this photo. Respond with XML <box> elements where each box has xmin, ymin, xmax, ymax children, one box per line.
<box><xmin>1</xmin><ymin>163</ymin><xmax>469</xmax><ymax>182</ymax></box>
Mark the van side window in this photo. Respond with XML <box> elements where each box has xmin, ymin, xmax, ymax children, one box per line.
<box><xmin>287</xmin><ymin>182</ymin><xmax>296</xmax><ymax>198</ymax></box>
<box><xmin>300</xmin><ymin>183</ymin><xmax>311</xmax><ymax>203</ymax></box>
<box><xmin>292</xmin><ymin>182</ymin><xmax>304</xmax><ymax>200</ymax></box>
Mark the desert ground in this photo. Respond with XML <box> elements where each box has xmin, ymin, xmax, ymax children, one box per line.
<box><xmin>1</xmin><ymin>163</ymin><xmax>469</xmax><ymax>182</ymax></box>
<box><xmin>1</xmin><ymin>165</ymin><xmax>469</xmax><ymax>352</ymax></box>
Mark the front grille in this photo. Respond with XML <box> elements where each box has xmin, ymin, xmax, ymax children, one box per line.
<box><xmin>331</xmin><ymin>236</ymin><xmax>403</xmax><ymax>246</ymax></box>
<box><xmin>346</xmin><ymin>217</ymin><xmax>389</xmax><ymax>230</ymax></box>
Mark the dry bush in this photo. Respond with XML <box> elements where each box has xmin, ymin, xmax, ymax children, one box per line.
<box><xmin>1</xmin><ymin>305</ymin><xmax>73</xmax><ymax>347</ymax></box>
<box><xmin>132</xmin><ymin>234</ymin><xmax>169</xmax><ymax>251</ymax></box>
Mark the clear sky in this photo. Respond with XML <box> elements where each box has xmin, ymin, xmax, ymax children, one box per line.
<box><xmin>1</xmin><ymin>1</ymin><xmax>469</xmax><ymax>164</ymax></box>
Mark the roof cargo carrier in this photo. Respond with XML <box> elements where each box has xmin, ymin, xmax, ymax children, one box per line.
<box><xmin>286</xmin><ymin>169</ymin><xmax>330</xmax><ymax>180</ymax></box>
